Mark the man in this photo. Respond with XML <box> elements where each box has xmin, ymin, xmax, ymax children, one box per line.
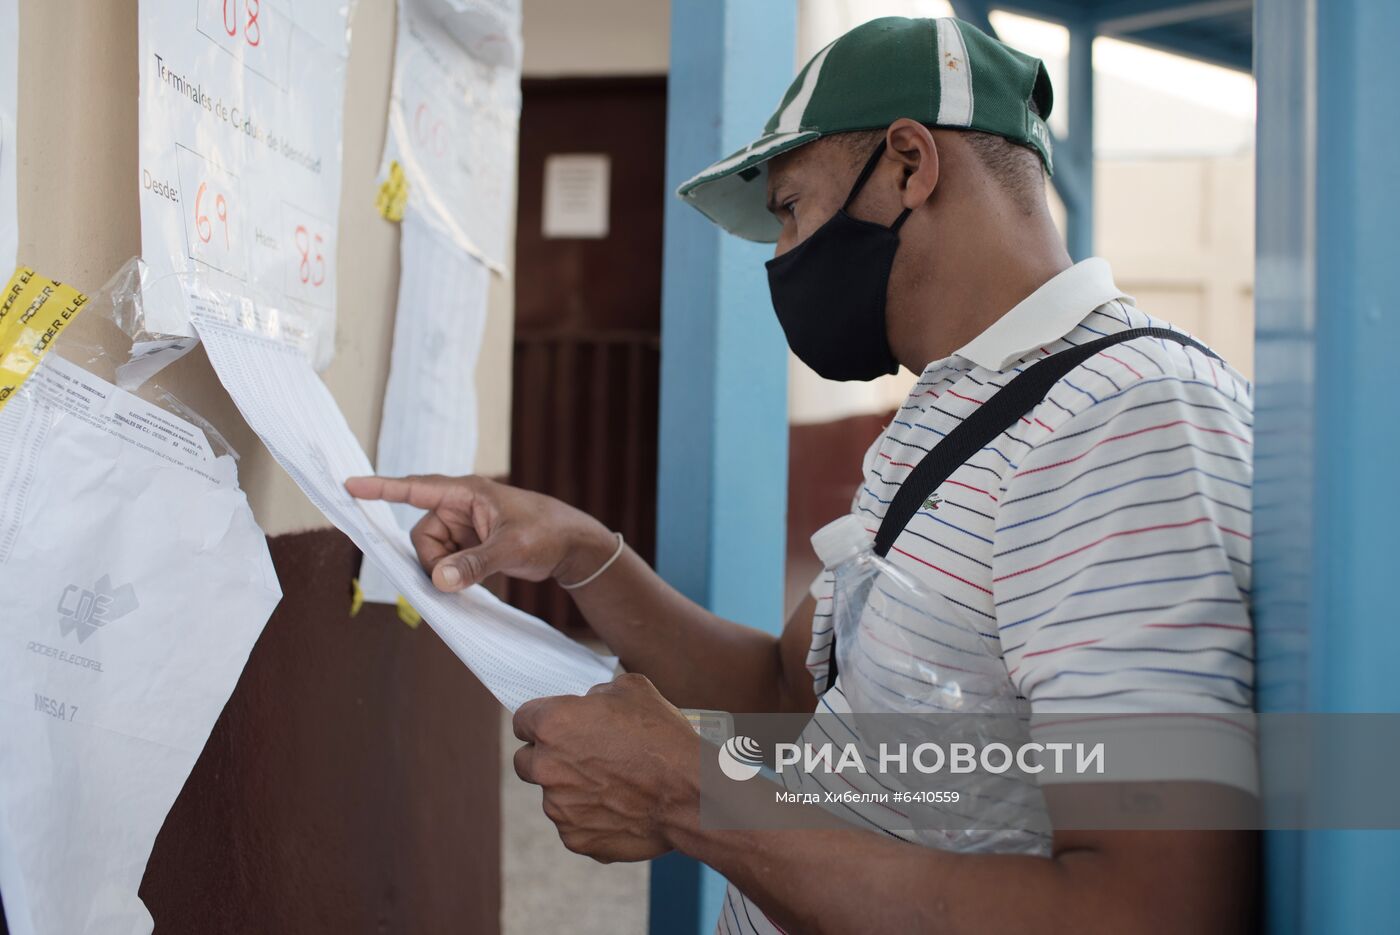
<box><xmin>349</xmin><ymin>17</ymin><xmax>1255</xmax><ymax>933</ymax></box>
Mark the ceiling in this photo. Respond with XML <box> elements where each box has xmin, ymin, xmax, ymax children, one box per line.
<box><xmin>984</xmin><ymin>0</ymin><xmax>1253</xmax><ymax>72</ymax></box>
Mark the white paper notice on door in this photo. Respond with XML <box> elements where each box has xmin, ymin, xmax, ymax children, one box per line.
<box><xmin>0</xmin><ymin>355</ymin><xmax>282</xmax><ymax>935</ymax></box>
<box><xmin>188</xmin><ymin>289</ymin><xmax>618</xmax><ymax>711</ymax></box>
<box><xmin>542</xmin><ymin>154</ymin><xmax>611</xmax><ymax>239</ymax></box>
<box><xmin>137</xmin><ymin>0</ymin><xmax>353</xmax><ymax>369</ymax></box>
<box><xmin>1</xmin><ymin>0</ymin><xmax>18</xmax><ymax>275</ymax></box>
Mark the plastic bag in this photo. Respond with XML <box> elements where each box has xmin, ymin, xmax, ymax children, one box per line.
<box><xmin>814</xmin><ymin>513</ymin><xmax>1017</xmax><ymax>717</ymax></box>
<box><xmin>807</xmin><ymin>514</ymin><xmax>1049</xmax><ymax>855</ymax></box>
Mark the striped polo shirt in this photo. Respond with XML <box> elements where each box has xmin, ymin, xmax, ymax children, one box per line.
<box><xmin>718</xmin><ymin>258</ymin><xmax>1255</xmax><ymax>935</ymax></box>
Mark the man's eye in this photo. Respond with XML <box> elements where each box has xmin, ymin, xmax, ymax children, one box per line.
<box><xmin>782</xmin><ymin>200</ymin><xmax>798</xmax><ymax>219</ymax></box>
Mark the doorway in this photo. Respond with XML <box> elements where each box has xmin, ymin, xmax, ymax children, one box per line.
<box><xmin>509</xmin><ymin>77</ymin><xmax>667</xmax><ymax>635</ymax></box>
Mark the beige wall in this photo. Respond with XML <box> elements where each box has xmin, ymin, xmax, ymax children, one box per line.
<box><xmin>16</xmin><ymin>0</ymin><xmax>517</xmax><ymax>536</ymax></box>
<box><xmin>521</xmin><ymin>0</ymin><xmax>668</xmax><ymax>77</ymax></box>
<box><xmin>1096</xmin><ymin>155</ymin><xmax>1255</xmax><ymax>376</ymax></box>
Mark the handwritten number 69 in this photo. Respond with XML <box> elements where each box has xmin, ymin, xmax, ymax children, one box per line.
<box><xmin>195</xmin><ymin>182</ymin><xmax>230</xmax><ymax>250</ymax></box>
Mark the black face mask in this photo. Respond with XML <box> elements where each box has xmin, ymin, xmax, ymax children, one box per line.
<box><xmin>765</xmin><ymin>140</ymin><xmax>910</xmax><ymax>382</ymax></box>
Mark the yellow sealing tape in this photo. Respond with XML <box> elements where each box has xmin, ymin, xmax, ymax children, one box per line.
<box><xmin>0</xmin><ymin>267</ymin><xmax>89</xmax><ymax>414</ymax></box>
<box><xmin>376</xmin><ymin>160</ymin><xmax>409</xmax><ymax>223</ymax></box>
<box><xmin>350</xmin><ymin>577</ymin><xmax>421</xmax><ymax>628</ymax></box>
<box><xmin>395</xmin><ymin>596</ymin><xmax>422</xmax><ymax>629</ymax></box>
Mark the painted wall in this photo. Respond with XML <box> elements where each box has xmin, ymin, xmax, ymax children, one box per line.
<box><xmin>522</xmin><ymin>0</ymin><xmax>669</xmax><ymax>76</ymax></box>
<box><xmin>1098</xmin><ymin>155</ymin><xmax>1254</xmax><ymax>376</ymax></box>
<box><xmin>15</xmin><ymin>0</ymin><xmax>517</xmax><ymax>536</ymax></box>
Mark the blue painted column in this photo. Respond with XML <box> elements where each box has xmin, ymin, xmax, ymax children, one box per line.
<box><xmin>653</xmin><ymin>1</ymin><xmax>796</xmax><ymax>933</ymax></box>
<box><xmin>1063</xmin><ymin>18</ymin><xmax>1095</xmax><ymax>261</ymax></box>
<box><xmin>1255</xmin><ymin>0</ymin><xmax>1400</xmax><ymax>932</ymax></box>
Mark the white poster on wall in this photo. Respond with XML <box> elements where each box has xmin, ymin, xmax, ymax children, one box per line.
<box><xmin>360</xmin><ymin>0</ymin><xmax>521</xmax><ymax>605</ymax></box>
<box><xmin>379</xmin><ymin>0</ymin><xmax>521</xmax><ymax>269</ymax></box>
<box><xmin>1</xmin><ymin>0</ymin><xmax>18</xmax><ymax>275</ymax></box>
<box><xmin>137</xmin><ymin>0</ymin><xmax>354</xmax><ymax>369</ymax></box>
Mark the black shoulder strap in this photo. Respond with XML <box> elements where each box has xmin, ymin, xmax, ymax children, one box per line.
<box><xmin>872</xmin><ymin>327</ymin><xmax>1218</xmax><ymax>558</ymax></box>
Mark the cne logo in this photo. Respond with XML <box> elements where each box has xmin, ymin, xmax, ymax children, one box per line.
<box><xmin>717</xmin><ymin>736</ymin><xmax>765</xmax><ymax>782</ymax></box>
<box><xmin>57</xmin><ymin>575</ymin><xmax>139</xmax><ymax>643</ymax></box>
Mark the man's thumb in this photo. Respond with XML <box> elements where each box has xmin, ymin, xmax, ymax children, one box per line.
<box><xmin>432</xmin><ymin>543</ymin><xmax>499</xmax><ymax>591</ymax></box>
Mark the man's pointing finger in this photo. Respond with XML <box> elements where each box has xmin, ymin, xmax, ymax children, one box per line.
<box><xmin>345</xmin><ymin>474</ymin><xmax>465</xmax><ymax>510</ymax></box>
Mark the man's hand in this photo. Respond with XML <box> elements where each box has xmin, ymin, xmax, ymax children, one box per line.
<box><xmin>344</xmin><ymin>474</ymin><xmax>615</xmax><ymax>592</ymax></box>
<box><xmin>346</xmin><ymin>474</ymin><xmax>808</xmax><ymax>715</ymax></box>
<box><xmin>511</xmin><ymin>673</ymin><xmax>700</xmax><ymax>863</ymax></box>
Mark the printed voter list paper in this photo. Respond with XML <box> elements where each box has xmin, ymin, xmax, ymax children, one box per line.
<box><xmin>188</xmin><ymin>291</ymin><xmax>618</xmax><ymax>711</ymax></box>
<box><xmin>0</xmin><ymin>355</ymin><xmax>281</xmax><ymax>935</ymax></box>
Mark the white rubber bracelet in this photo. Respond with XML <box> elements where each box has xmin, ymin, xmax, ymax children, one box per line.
<box><xmin>559</xmin><ymin>531</ymin><xmax>625</xmax><ymax>590</ymax></box>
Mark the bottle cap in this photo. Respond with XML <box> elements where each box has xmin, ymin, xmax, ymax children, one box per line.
<box><xmin>810</xmin><ymin>514</ymin><xmax>872</xmax><ymax>569</ymax></box>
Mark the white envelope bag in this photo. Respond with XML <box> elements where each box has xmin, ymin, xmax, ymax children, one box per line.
<box><xmin>0</xmin><ymin>353</ymin><xmax>281</xmax><ymax>934</ymax></box>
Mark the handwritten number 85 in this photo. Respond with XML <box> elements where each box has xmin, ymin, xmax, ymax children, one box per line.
<box><xmin>223</xmin><ymin>0</ymin><xmax>262</xmax><ymax>47</ymax></box>
<box><xmin>296</xmin><ymin>225</ymin><xmax>326</xmax><ymax>287</ymax></box>
<box><xmin>195</xmin><ymin>182</ymin><xmax>230</xmax><ymax>250</ymax></box>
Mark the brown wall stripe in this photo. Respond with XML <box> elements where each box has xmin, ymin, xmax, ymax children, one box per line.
<box><xmin>136</xmin><ymin>528</ymin><xmax>502</xmax><ymax>935</ymax></box>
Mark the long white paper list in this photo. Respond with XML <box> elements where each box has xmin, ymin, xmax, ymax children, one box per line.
<box><xmin>359</xmin><ymin>212</ymin><xmax>490</xmax><ymax>603</ymax></box>
<box><xmin>189</xmin><ymin>299</ymin><xmax>617</xmax><ymax>711</ymax></box>
<box><xmin>360</xmin><ymin>0</ymin><xmax>522</xmax><ymax>603</ymax></box>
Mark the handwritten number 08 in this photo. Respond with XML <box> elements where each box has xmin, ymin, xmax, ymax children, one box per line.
<box><xmin>296</xmin><ymin>225</ymin><xmax>326</xmax><ymax>287</ymax></box>
<box><xmin>195</xmin><ymin>182</ymin><xmax>229</xmax><ymax>250</ymax></box>
<box><xmin>223</xmin><ymin>0</ymin><xmax>262</xmax><ymax>47</ymax></box>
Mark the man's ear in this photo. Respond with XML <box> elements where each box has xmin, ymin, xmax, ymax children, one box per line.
<box><xmin>884</xmin><ymin>118</ymin><xmax>939</xmax><ymax>210</ymax></box>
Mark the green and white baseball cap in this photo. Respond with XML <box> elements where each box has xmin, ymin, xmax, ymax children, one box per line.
<box><xmin>677</xmin><ymin>16</ymin><xmax>1055</xmax><ymax>243</ymax></box>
